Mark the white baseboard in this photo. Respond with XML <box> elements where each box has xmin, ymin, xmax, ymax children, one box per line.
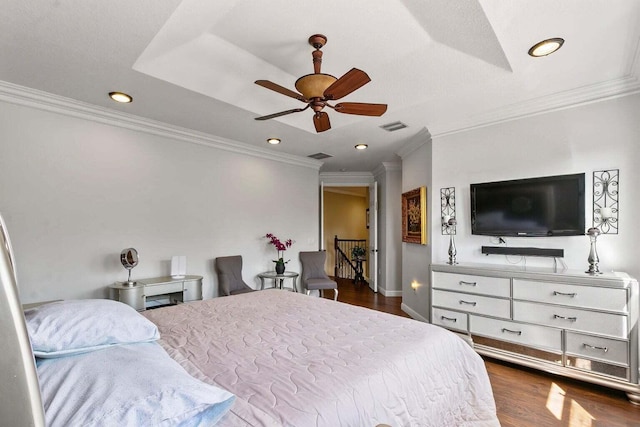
<box><xmin>401</xmin><ymin>303</ymin><xmax>429</xmax><ymax>323</ymax></box>
<box><xmin>378</xmin><ymin>287</ymin><xmax>402</xmax><ymax>297</ymax></box>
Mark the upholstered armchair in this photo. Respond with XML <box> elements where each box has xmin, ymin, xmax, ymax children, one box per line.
<box><xmin>299</xmin><ymin>251</ymin><xmax>338</xmax><ymax>301</ymax></box>
<box><xmin>215</xmin><ymin>255</ymin><xmax>254</xmax><ymax>296</ymax></box>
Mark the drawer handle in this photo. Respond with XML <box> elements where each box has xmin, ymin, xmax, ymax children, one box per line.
<box><xmin>441</xmin><ymin>316</ymin><xmax>457</xmax><ymax>322</ymax></box>
<box><xmin>553</xmin><ymin>291</ymin><xmax>577</xmax><ymax>297</ymax></box>
<box><xmin>501</xmin><ymin>328</ymin><xmax>522</xmax><ymax>336</ymax></box>
<box><xmin>459</xmin><ymin>300</ymin><xmax>477</xmax><ymax>306</ymax></box>
<box><xmin>553</xmin><ymin>314</ymin><xmax>577</xmax><ymax>322</ymax></box>
<box><xmin>583</xmin><ymin>343</ymin><xmax>608</xmax><ymax>353</ymax></box>
<box><xmin>459</xmin><ymin>280</ymin><xmax>477</xmax><ymax>286</ymax></box>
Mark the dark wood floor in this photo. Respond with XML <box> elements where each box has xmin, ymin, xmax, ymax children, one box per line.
<box><xmin>324</xmin><ymin>279</ymin><xmax>640</xmax><ymax>427</ymax></box>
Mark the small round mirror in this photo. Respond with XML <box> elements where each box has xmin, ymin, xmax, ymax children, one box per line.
<box><xmin>120</xmin><ymin>248</ymin><xmax>139</xmax><ymax>285</ymax></box>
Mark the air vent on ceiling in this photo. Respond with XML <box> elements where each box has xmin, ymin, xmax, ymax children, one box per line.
<box><xmin>380</xmin><ymin>121</ymin><xmax>408</xmax><ymax>132</ymax></box>
<box><xmin>308</xmin><ymin>152</ymin><xmax>333</xmax><ymax>160</ymax></box>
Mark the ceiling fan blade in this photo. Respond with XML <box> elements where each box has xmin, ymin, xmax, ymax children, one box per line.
<box><xmin>323</xmin><ymin>68</ymin><xmax>371</xmax><ymax>100</ymax></box>
<box><xmin>255</xmin><ymin>80</ymin><xmax>307</xmax><ymax>102</ymax></box>
<box><xmin>313</xmin><ymin>112</ymin><xmax>331</xmax><ymax>132</ymax></box>
<box><xmin>334</xmin><ymin>102</ymin><xmax>387</xmax><ymax>116</ymax></box>
<box><xmin>255</xmin><ymin>105</ymin><xmax>310</xmax><ymax>121</ymax></box>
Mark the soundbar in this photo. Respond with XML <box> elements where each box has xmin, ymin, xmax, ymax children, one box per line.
<box><xmin>481</xmin><ymin>246</ymin><xmax>564</xmax><ymax>258</ymax></box>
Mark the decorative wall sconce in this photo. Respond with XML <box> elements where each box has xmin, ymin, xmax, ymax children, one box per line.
<box><xmin>444</xmin><ymin>217</ymin><xmax>457</xmax><ymax>265</ymax></box>
<box><xmin>585</xmin><ymin>227</ymin><xmax>601</xmax><ymax>275</ymax></box>
<box><xmin>440</xmin><ymin>187</ymin><xmax>456</xmax><ymax>235</ymax></box>
<box><xmin>592</xmin><ymin>169</ymin><xmax>618</xmax><ymax>234</ymax></box>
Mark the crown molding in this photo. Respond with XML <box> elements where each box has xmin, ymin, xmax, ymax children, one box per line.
<box><xmin>373</xmin><ymin>162</ymin><xmax>402</xmax><ymax>178</ymax></box>
<box><xmin>0</xmin><ymin>80</ymin><xmax>323</xmax><ymax>170</ymax></box>
<box><xmin>319</xmin><ymin>171</ymin><xmax>374</xmax><ymax>186</ymax></box>
<box><xmin>381</xmin><ymin>161</ymin><xmax>402</xmax><ymax>172</ymax></box>
<box><xmin>396</xmin><ymin>128</ymin><xmax>432</xmax><ymax>159</ymax></box>
<box><xmin>432</xmin><ymin>71</ymin><xmax>640</xmax><ymax>138</ymax></box>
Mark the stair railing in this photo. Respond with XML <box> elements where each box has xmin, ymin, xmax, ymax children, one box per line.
<box><xmin>334</xmin><ymin>235</ymin><xmax>367</xmax><ymax>282</ymax></box>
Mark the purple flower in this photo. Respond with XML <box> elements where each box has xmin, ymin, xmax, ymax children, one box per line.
<box><xmin>265</xmin><ymin>233</ymin><xmax>293</xmax><ymax>262</ymax></box>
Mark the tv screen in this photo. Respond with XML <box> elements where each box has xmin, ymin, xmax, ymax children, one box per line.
<box><xmin>470</xmin><ymin>173</ymin><xmax>585</xmax><ymax>237</ymax></box>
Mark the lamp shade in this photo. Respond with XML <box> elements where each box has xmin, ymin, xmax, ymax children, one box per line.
<box><xmin>295</xmin><ymin>73</ymin><xmax>337</xmax><ymax>99</ymax></box>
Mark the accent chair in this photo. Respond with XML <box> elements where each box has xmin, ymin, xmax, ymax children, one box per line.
<box><xmin>215</xmin><ymin>255</ymin><xmax>254</xmax><ymax>296</ymax></box>
<box><xmin>299</xmin><ymin>251</ymin><xmax>338</xmax><ymax>301</ymax></box>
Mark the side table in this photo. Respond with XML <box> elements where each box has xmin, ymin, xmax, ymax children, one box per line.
<box><xmin>353</xmin><ymin>258</ymin><xmax>365</xmax><ymax>285</ymax></box>
<box><xmin>258</xmin><ymin>271</ymin><xmax>299</xmax><ymax>292</ymax></box>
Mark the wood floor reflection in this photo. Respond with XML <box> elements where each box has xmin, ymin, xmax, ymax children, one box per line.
<box><xmin>325</xmin><ymin>278</ymin><xmax>640</xmax><ymax>427</ymax></box>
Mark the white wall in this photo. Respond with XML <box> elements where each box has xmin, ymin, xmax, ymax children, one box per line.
<box><xmin>0</xmin><ymin>100</ymin><xmax>320</xmax><ymax>303</ymax></box>
<box><xmin>374</xmin><ymin>162</ymin><xmax>402</xmax><ymax>296</ymax></box>
<box><xmin>431</xmin><ymin>93</ymin><xmax>640</xmax><ymax>281</ymax></box>
<box><xmin>399</xmin><ymin>129</ymin><xmax>433</xmax><ymax>321</ymax></box>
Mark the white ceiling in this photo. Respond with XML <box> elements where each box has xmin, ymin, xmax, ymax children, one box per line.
<box><xmin>2</xmin><ymin>0</ymin><xmax>639</xmax><ymax>172</ymax></box>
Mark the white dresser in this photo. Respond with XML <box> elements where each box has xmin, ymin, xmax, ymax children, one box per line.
<box><xmin>109</xmin><ymin>275</ymin><xmax>203</xmax><ymax>311</ymax></box>
<box><xmin>430</xmin><ymin>263</ymin><xmax>640</xmax><ymax>404</ymax></box>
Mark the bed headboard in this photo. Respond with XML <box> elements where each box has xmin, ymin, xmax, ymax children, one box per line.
<box><xmin>0</xmin><ymin>214</ymin><xmax>45</xmax><ymax>427</ymax></box>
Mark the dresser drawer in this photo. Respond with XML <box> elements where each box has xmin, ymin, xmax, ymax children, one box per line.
<box><xmin>470</xmin><ymin>315</ymin><xmax>562</xmax><ymax>352</ymax></box>
<box><xmin>432</xmin><ymin>307</ymin><xmax>468</xmax><ymax>333</ymax></box>
<box><xmin>144</xmin><ymin>281</ymin><xmax>183</xmax><ymax>297</ymax></box>
<box><xmin>565</xmin><ymin>332</ymin><xmax>628</xmax><ymax>366</ymax></box>
<box><xmin>513</xmin><ymin>301</ymin><xmax>627</xmax><ymax>338</ymax></box>
<box><xmin>433</xmin><ymin>290</ymin><xmax>511</xmax><ymax>319</ymax></box>
<box><xmin>433</xmin><ymin>272</ymin><xmax>510</xmax><ymax>297</ymax></box>
<box><xmin>513</xmin><ymin>279</ymin><xmax>628</xmax><ymax>312</ymax></box>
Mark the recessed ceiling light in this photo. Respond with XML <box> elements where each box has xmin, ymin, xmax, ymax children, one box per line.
<box><xmin>528</xmin><ymin>38</ymin><xmax>564</xmax><ymax>57</ymax></box>
<box><xmin>355</xmin><ymin>144</ymin><xmax>368</xmax><ymax>150</ymax></box>
<box><xmin>267</xmin><ymin>138</ymin><xmax>281</xmax><ymax>145</ymax></box>
<box><xmin>109</xmin><ymin>91</ymin><xmax>133</xmax><ymax>103</ymax></box>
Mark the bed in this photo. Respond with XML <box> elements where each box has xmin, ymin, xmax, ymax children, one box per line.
<box><xmin>143</xmin><ymin>290</ymin><xmax>499</xmax><ymax>426</ymax></box>
<box><xmin>0</xmin><ymin>214</ymin><xmax>499</xmax><ymax>426</ymax></box>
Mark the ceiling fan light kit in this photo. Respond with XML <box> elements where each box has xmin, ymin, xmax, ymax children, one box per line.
<box><xmin>255</xmin><ymin>34</ymin><xmax>387</xmax><ymax>133</ymax></box>
<box><xmin>295</xmin><ymin>74</ymin><xmax>337</xmax><ymax>99</ymax></box>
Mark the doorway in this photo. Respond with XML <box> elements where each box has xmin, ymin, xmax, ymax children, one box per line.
<box><xmin>322</xmin><ymin>185</ymin><xmax>375</xmax><ymax>290</ymax></box>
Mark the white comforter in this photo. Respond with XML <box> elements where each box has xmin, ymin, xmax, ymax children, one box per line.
<box><xmin>143</xmin><ymin>290</ymin><xmax>499</xmax><ymax>427</ymax></box>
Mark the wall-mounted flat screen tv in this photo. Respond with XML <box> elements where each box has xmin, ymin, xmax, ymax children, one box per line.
<box><xmin>470</xmin><ymin>173</ymin><xmax>585</xmax><ymax>237</ymax></box>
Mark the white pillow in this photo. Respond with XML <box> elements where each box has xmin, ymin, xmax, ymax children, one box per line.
<box><xmin>25</xmin><ymin>299</ymin><xmax>159</xmax><ymax>358</ymax></box>
<box><xmin>37</xmin><ymin>342</ymin><xmax>235</xmax><ymax>427</ymax></box>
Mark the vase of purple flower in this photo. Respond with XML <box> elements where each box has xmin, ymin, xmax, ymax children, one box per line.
<box><xmin>265</xmin><ymin>233</ymin><xmax>293</xmax><ymax>275</ymax></box>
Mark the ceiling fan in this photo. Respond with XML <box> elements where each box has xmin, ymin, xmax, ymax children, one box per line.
<box><xmin>254</xmin><ymin>34</ymin><xmax>387</xmax><ymax>133</ymax></box>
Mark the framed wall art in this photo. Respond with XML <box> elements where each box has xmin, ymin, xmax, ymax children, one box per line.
<box><xmin>402</xmin><ymin>186</ymin><xmax>427</xmax><ymax>244</ymax></box>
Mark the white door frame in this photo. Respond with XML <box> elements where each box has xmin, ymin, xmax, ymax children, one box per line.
<box><xmin>320</xmin><ymin>178</ymin><xmax>378</xmax><ymax>292</ymax></box>
<box><xmin>319</xmin><ymin>180</ymin><xmax>325</xmax><ymax>250</ymax></box>
<box><xmin>369</xmin><ymin>181</ymin><xmax>378</xmax><ymax>293</ymax></box>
